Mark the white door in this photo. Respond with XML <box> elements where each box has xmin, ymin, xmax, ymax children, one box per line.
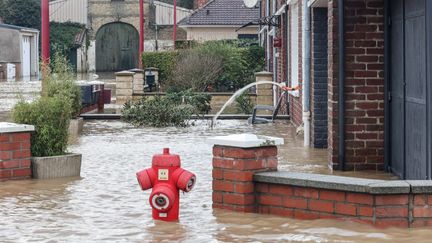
<box><xmin>22</xmin><ymin>36</ymin><xmax>31</xmax><ymax>77</ymax></box>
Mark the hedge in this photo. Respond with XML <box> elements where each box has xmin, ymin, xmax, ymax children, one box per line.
<box><xmin>142</xmin><ymin>51</ymin><xmax>178</xmax><ymax>83</ymax></box>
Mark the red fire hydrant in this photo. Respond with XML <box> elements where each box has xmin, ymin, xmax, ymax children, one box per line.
<box><xmin>136</xmin><ymin>148</ymin><xmax>196</xmax><ymax>221</ymax></box>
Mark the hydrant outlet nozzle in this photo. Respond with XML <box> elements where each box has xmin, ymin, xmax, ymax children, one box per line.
<box><xmin>163</xmin><ymin>148</ymin><xmax>170</xmax><ymax>154</ymax></box>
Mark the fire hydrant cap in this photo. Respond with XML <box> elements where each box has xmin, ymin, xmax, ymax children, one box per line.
<box><xmin>152</xmin><ymin>148</ymin><xmax>181</xmax><ymax>167</ymax></box>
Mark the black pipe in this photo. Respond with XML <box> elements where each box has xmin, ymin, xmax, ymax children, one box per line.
<box><xmin>338</xmin><ymin>0</ymin><xmax>345</xmax><ymax>171</ymax></box>
<box><xmin>384</xmin><ymin>0</ymin><xmax>390</xmax><ymax>172</ymax></box>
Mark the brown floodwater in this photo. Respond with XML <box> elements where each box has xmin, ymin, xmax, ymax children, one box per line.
<box><xmin>0</xmin><ymin>120</ymin><xmax>430</xmax><ymax>242</ymax></box>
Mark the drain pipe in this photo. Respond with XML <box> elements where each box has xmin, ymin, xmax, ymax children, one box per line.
<box><xmin>338</xmin><ymin>0</ymin><xmax>346</xmax><ymax>171</ymax></box>
<box><xmin>302</xmin><ymin>0</ymin><xmax>311</xmax><ymax>147</ymax></box>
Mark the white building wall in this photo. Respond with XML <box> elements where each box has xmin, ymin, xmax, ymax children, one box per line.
<box><xmin>184</xmin><ymin>26</ymin><xmax>258</xmax><ymax>42</ymax></box>
<box><xmin>154</xmin><ymin>1</ymin><xmax>192</xmax><ymax>25</ymax></box>
<box><xmin>50</xmin><ymin>0</ymin><xmax>88</xmax><ymax>25</ymax></box>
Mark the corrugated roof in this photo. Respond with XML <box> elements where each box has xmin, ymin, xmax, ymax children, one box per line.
<box><xmin>178</xmin><ymin>0</ymin><xmax>259</xmax><ymax>26</ymax></box>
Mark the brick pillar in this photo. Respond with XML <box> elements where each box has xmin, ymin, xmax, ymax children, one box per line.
<box><xmin>255</xmin><ymin>71</ymin><xmax>274</xmax><ymax>115</ymax></box>
<box><xmin>130</xmin><ymin>68</ymin><xmax>145</xmax><ymax>95</ymax></box>
<box><xmin>115</xmin><ymin>71</ymin><xmax>134</xmax><ymax>105</ymax></box>
<box><xmin>0</xmin><ymin>123</ymin><xmax>35</xmax><ymax>181</ymax></box>
<box><xmin>210</xmin><ymin>134</ymin><xmax>283</xmax><ymax>213</ymax></box>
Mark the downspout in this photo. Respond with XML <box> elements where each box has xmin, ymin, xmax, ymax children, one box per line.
<box><xmin>302</xmin><ymin>0</ymin><xmax>311</xmax><ymax>147</ymax></box>
<box><xmin>285</xmin><ymin>4</ymin><xmax>290</xmax><ymax>116</ymax></box>
<box><xmin>384</xmin><ymin>0</ymin><xmax>390</xmax><ymax>172</ymax></box>
<box><xmin>338</xmin><ymin>0</ymin><xmax>346</xmax><ymax>171</ymax></box>
<box><xmin>272</xmin><ymin>0</ymin><xmax>277</xmax><ymax>106</ymax></box>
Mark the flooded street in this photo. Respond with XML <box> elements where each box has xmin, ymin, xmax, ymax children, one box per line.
<box><xmin>0</xmin><ymin>79</ymin><xmax>41</xmax><ymax>121</ymax></box>
<box><xmin>0</xmin><ymin>120</ymin><xmax>430</xmax><ymax>242</ymax></box>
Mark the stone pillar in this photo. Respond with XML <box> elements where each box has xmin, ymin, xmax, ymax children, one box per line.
<box><xmin>130</xmin><ymin>68</ymin><xmax>145</xmax><ymax>95</ymax></box>
<box><xmin>209</xmin><ymin>134</ymin><xmax>284</xmax><ymax>212</ymax></box>
<box><xmin>0</xmin><ymin>123</ymin><xmax>35</xmax><ymax>181</ymax></box>
<box><xmin>255</xmin><ymin>71</ymin><xmax>274</xmax><ymax>115</ymax></box>
<box><xmin>115</xmin><ymin>71</ymin><xmax>134</xmax><ymax>105</ymax></box>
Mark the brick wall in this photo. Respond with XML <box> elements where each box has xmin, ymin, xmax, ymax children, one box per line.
<box><xmin>0</xmin><ymin>132</ymin><xmax>32</xmax><ymax>181</ymax></box>
<box><xmin>328</xmin><ymin>0</ymin><xmax>385</xmax><ymax>170</ymax></box>
<box><xmin>311</xmin><ymin>8</ymin><xmax>328</xmax><ymax>148</ymax></box>
<box><xmin>212</xmin><ymin>144</ymin><xmax>432</xmax><ymax>228</ymax></box>
<box><xmin>257</xmin><ymin>184</ymin><xmax>414</xmax><ymax>228</ymax></box>
<box><xmin>212</xmin><ymin>145</ymin><xmax>278</xmax><ymax>212</ymax></box>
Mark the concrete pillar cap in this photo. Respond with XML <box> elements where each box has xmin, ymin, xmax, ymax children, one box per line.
<box><xmin>0</xmin><ymin>122</ymin><xmax>35</xmax><ymax>134</ymax></box>
<box><xmin>255</xmin><ymin>71</ymin><xmax>273</xmax><ymax>77</ymax></box>
<box><xmin>115</xmin><ymin>71</ymin><xmax>135</xmax><ymax>76</ymax></box>
<box><xmin>207</xmin><ymin>133</ymin><xmax>284</xmax><ymax>148</ymax></box>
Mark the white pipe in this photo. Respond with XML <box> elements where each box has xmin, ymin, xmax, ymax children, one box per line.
<box><xmin>302</xmin><ymin>0</ymin><xmax>311</xmax><ymax>147</ymax></box>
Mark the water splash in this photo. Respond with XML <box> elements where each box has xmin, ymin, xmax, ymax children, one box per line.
<box><xmin>211</xmin><ymin>81</ymin><xmax>285</xmax><ymax>127</ymax></box>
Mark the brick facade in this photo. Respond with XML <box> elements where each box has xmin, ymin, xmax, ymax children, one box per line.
<box><xmin>327</xmin><ymin>0</ymin><xmax>385</xmax><ymax>170</ymax></box>
<box><xmin>0</xmin><ymin>132</ymin><xmax>32</xmax><ymax>181</ymax></box>
<box><xmin>311</xmin><ymin>8</ymin><xmax>328</xmax><ymax>148</ymax></box>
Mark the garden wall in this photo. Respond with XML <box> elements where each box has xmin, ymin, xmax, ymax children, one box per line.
<box><xmin>212</xmin><ymin>143</ymin><xmax>432</xmax><ymax>228</ymax></box>
<box><xmin>133</xmin><ymin>92</ymin><xmax>257</xmax><ymax>114</ymax></box>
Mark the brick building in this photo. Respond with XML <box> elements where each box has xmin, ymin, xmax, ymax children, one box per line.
<box><xmin>261</xmin><ymin>0</ymin><xmax>432</xmax><ymax>179</ymax></box>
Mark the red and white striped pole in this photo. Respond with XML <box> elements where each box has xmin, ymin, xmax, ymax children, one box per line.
<box><xmin>173</xmin><ymin>0</ymin><xmax>177</xmax><ymax>49</ymax></box>
<box><xmin>41</xmin><ymin>0</ymin><xmax>50</xmax><ymax>64</ymax></box>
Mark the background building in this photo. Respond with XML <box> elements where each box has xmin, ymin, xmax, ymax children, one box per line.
<box><xmin>0</xmin><ymin>24</ymin><xmax>39</xmax><ymax>79</ymax></box>
<box><xmin>179</xmin><ymin>0</ymin><xmax>259</xmax><ymax>42</ymax></box>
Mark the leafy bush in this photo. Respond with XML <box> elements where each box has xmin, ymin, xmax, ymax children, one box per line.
<box><xmin>235</xmin><ymin>93</ymin><xmax>254</xmax><ymax>114</ymax></box>
<box><xmin>167</xmin><ymin>49</ymin><xmax>223</xmax><ymax>92</ymax></box>
<box><xmin>122</xmin><ymin>90</ymin><xmax>212</xmax><ymax>127</ymax></box>
<box><xmin>241</xmin><ymin>44</ymin><xmax>265</xmax><ymax>82</ymax></box>
<box><xmin>142</xmin><ymin>51</ymin><xmax>178</xmax><ymax>83</ymax></box>
<box><xmin>198</xmin><ymin>41</ymin><xmax>247</xmax><ymax>91</ymax></box>
<box><xmin>43</xmin><ymin>53</ymin><xmax>82</xmax><ymax>118</ymax></box>
<box><xmin>165</xmin><ymin>90</ymin><xmax>212</xmax><ymax>114</ymax></box>
<box><xmin>12</xmin><ymin>97</ymin><xmax>71</xmax><ymax>157</ymax></box>
<box><xmin>122</xmin><ymin>96</ymin><xmax>195</xmax><ymax>127</ymax></box>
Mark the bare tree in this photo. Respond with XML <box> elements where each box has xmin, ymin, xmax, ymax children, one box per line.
<box><xmin>169</xmin><ymin>49</ymin><xmax>223</xmax><ymax>92</ymax></box>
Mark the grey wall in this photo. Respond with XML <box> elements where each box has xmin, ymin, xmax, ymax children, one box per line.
<box><xmin>0</xmin><ymin>28</ymin><xmax>20</xmax><ymax>63</ymax></box>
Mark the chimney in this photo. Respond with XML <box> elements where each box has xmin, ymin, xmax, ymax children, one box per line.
<box><xmin>194</xmin><ymin>0</ymin><xmax>209</xmax><ymax>9</ymax></box>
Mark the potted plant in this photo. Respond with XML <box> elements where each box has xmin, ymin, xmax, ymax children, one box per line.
<box><xmin>11</xmin><ymin>52</ymin><xmax>82</xmax><ymax>179</ymax></box>
<box><xmin>44</xmin><ymin>53</ymin><xmax>83</xmax><ymax>144</ymax></box>
<box><xmin>12</xmin><ymin>96</ymin><xmax>82</xmax><ymax>179</ymax></box>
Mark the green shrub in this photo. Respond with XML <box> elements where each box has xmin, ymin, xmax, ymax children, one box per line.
<box><xmin>198</xmin><ymin>41</ymin><xmax>247</xmax><ymax>91</ymax></box>
<box><xmin>165</xmin><ymin>89</ymin><xmax>212</xmax><ymax>114</ymax></box>
<box><xmin>12</xmin><ymin>97</ymin><xmax>71</xmax><ymax>157</ymax></box>
<box><xmin>242</xmin><ymin>44</ymin><xmax>265</xmax><ymax>81</ymax></box>
<box><xmin>235</xmin><ymin>92</ymin><xmax>254</xmax><ymax>114</ymax></box>
<box><xmin>44</xmin><ymin>53</ymin><xmax>82</xmax><ymax>118</ymax></box>
<box><xmin>122</xmin><ymin>90</ymin><xmax>212</xmax><ymax>127</ymax></box>
<box><xmin>142</xmin><ymin>51</ymin><xmax>178</xmax><ymax>83</ymax></box>
<box><xmin>122</xmin><ymin>96</ymin><xmax>195</xmax><ymax>127</ymax></box>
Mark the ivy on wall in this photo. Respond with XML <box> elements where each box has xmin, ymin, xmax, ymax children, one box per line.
<box><xmin>50</xmin><ymin>22</ymin><xmax>86</xmax><ymax>56</ymax></box>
